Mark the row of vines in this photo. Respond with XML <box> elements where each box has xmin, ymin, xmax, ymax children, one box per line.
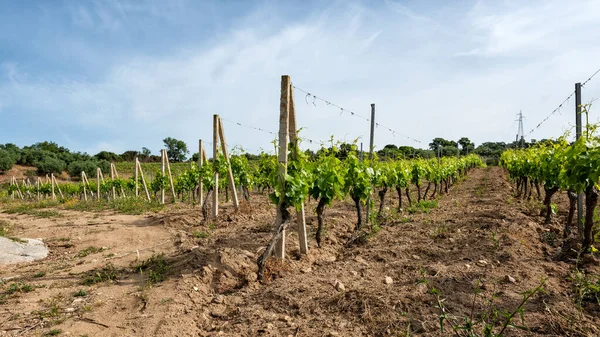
<box><xmin>2</xmin><ymin>145</ymin><xmax>483</xmax><ymax>232</ymax></box>
<box><xmin>500</xmin><ymin>115</ymin><xmax>600</xmax><ymax>253</ymax></box>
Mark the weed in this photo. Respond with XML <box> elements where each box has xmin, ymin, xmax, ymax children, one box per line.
<box><xmin>77</xmin><ymin>246</ymin><xmax>103</xmax><ymax>258</ymax></box>
<box><xmin>193</xmin><ymin>231</ymin><xmax>210</xmax><ymax>239</ymax></box>
<box><xmin>407</xmin><ymin>200</ymin><xmax>438</xmax><ymax>214</ymax></box>
<box><xmin>34</xmin><ymin>271</ymin><xmax>46</xmax><ymax>278</ymax></box>
<box><xmin>434</xmin><ymin>224</ymin><xmax>449</xmax><ymax>238</ymax></box>
<box><xmin>398</xmin><ymin>217</ymin><xmax>413</xmax><ymax>224</ymax></box>
<box><xmin>491</xmin><ymin>232</ymin><xmax>500</xmax><ymax>250</ymax></box>
<box><xmin>134</xmin><ymin>253</ymin><xmax>169</xmax><ymax>284</ymax></box>
<box><xmin>83</xmin><ymin>305</ymin><xmax>93</xmax><ymax>312</ymax></box>
<box><xmin>73</xmin><ymin>289</ymin><xmax>88</xmax><ymax>297</ymax></box>
<box><xmin>0</xmin><ymin>219</ymin><xmax>11</xmax><ymax>236</ymax></box>
<box><xmin>63</xmin><ymin>199</ymin><xmax>164</xmax><ymax>215</ymax></box>
<box><xmin>569</xmin><ymin>269</ymin><xmax>600</xmax><ymax>308</ymax></box>
<box><xmin>431</xmin><ymin>279</ymin><xmax>546</xmax><ymax>336</ymax></box>
<box><xmin>6</xmin><ymin>282</ymin><xmax>35</xmax><ymax>294</ymax></box>
<box><xmin>81</xmin><ymin>264</ymin><xmax>119</xmax><ymax>285</ymax></box>
<box><xmin>209</xmin><ymin>223</ymin><xmax>215</xmax><ymax>230</ymax></box>
<box><xmin>2</xmin><ymin>200</ymin><xmax>62</xmax><ymax>215</ymax></box>
<box><xmin>42</xmin><ymin>329</ymin><xmax>62</xmax><ymax>336</ymax></box>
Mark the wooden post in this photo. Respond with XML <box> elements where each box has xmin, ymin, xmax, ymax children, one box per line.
<box><xmin>576</xmin><ymin>82</ymin><xmax>583</xmax><ymax>239</ymax></box>
<box><xmin>164</xmin><ymin>149</ymin><xmax>176</xmax><ymax>201</ymax></box>
<box><xmin>198</xmin><ymin>140</ymin><xmax>204</xmax><ymax>207</ymax></box>
<box><xmin>217</xmin><ymin>117</ymin><xmax>239</xmax><ymax>210</ymax></box>
<box><xmin>274</xmin><ymin>75</ymin><xmax>291</xmax><ymax>259</ymax></box>
<box><xmin>96</xmin><ymin>168</ymin><xmax>101</xmax><ymax>201</ymax></box>
<box><xmin>212</xmin><ymin>114</ymin><xmax>219</xmax><ymax>218</ymax></box>
<box><xmin>53</xmin><ymin>174</ymin><xmax>64</xmax><ymax>199</ymax></box>
<box><xmin>36</xmin><ymin>178</ymin><xmax>40</xmax><ymax>200</ymax></box>
<box><xmin>137</xmin><ymin>160</ymin><xmax>151</xmax><ymax>201</ymax></box>
<box><xmin>82</xmin><ymin>171</ymin><xmax>88</xmax><ymax>201</ymax></box>
<box><xmin>135</xmin><ymin>157</ymin><xmax>139</xmax><ymax>197</ymax></box>
<box><xmin>161</xmin><ymin>149</ymin><xmax>166</xmax><ymax>204</ymax></box>
<box><xmin>112</xmin><ymin>164</ymin><xmax>125</xmax><ymax>198</ymax></box>
<box><xmin>51</xmin><ymin>173</ymin><xmax>56</xmax><ymax>200</ymax></box>
<box><xmin>110</xmin><ymin>163</ymin><xmax>117</xmax><ymax>199</ymax></box>
<box><xmin>288</xmin><ymin>83</ymin><xmax>308</xmax><ymax>254</ymax></box>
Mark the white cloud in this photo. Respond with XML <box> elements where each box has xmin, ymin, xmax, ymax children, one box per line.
<box><xmin>1</xmin><ymin>0</ymin><xmax>600</xmax><ymax>154</ymax></box>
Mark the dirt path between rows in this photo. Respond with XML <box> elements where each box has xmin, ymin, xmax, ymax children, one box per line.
<box><xmin>1</xmin><ymin>167</ymin><xmax>599</xmax><ymax>336</ymax></box>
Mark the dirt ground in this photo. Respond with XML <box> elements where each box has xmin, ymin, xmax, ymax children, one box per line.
<box><xmin>1</xmin><ymin>167</ymin><xmax>599</xmax><ymax>336</ymax></box>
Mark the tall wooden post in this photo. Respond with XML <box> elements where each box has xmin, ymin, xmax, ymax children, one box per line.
<box><xmin>96</xmin><ymin>168</ymin><xmax>101</xmax><ymax>200</ymax></box>
<box><xmin>218</xmin><ymin>117</ymin><xmax>239</xmax><ymax>211</ymax></box>
<box><xmin>82</xmin><ymin>171</ymin><xmax>88</xmax><ymax>201</ymax></box>
<box><xmin>161</xmin><ymin>149</ymin><xmax>166</xmax><ymax>204</ymax></box>
<box><xmin>135</xmin><ymin>157</ymin><xmax>139</xmax><ymax>197</ymax></box>
<box><xmin>137</xmin><ymin>160</ymin><xmax>151</xmax><ymax>201</ymax></box>
<box><xmin>198</xmin><ymin>140</ymin><xmax>204</xmax><ymax>206</ymax></box>
<box><xmin>274</xmin><ymin>75</ymin><xmax>291</xmax><ymax>259</ymax></box>
<box><xmin>289</xmin><ymin>83</ymin><xmax>308</xmax><ymax>254</ymax></box>
<box><xmin>110</xmin><ymin>163</ymin><xmax>117</xmax><ymax>199</ymax></box>
<box><xmin>51</xmin><ymin>173</ymin><xmax>56</xmax><ymax>200</ymax></box>
<box><xmin>164</xmin><ymin>149</ymin><xmax>176</xmax><ymax>201</ymax></box>
<box><xmin>212</xmin><ymin>115</ymin><xmax>219</xmax><ymax>218</ymax></box>
<box><xmin>576</xmin><ymin>82</ymin><xmax>583</xmax><ymax>239</ymax></box>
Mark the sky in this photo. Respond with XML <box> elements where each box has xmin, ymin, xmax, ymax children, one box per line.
<box><xmin>1</xmin><ymin>0</ymin><xmax>600</xmax><ymax>156</ymax></box>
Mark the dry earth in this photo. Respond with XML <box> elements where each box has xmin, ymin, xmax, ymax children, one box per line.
<box><xmin>1</xmin><ymin>167</ymin><xmax>599</xmax><ymax>336</ymax></box>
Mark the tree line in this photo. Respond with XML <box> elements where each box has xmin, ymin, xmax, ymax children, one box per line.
<box><xmin>0</xmin><ymin>135</ymin><xmax>548</xmax><ymax>176</ymax></box>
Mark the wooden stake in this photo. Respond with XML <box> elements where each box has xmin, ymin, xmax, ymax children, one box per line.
<box><xmin>96</xmin><ymin>168</ymin><xmax>101</xmax><ymax>201</ymax></box>
<box><xmin>137</xmin><ymin>159</ymin><xmax>151</xmax><ymax>201</ymax></box>
<box><xmin>164</xmin><ymin>149</ymin><xmax>176</xmax><ymax>201</ymax></box>
<box><xmin>112</xmin><ymin>164</ymin><xmax>126</xmax><ymax>198</ymax></box>
<box><xmin>110</xmin><ymin>163</ymin><xmax>117</xmax><ymax>199</ymax></box>
<box><xmin>161</xmin><ymin>150</ymin><xmax>165</xmax><ymax>204</ymax></box>
<box><xmin>135</xmin><ymin>157</ymin><xmax>139</xmax><ymax>197</ymax></box>
<box><xmin>198</xmin><ymin>140</ymin><xmax>204</xmax><ymax>207</ymax></box>
<box><xmin>52</xmin><ymin>174</ymin><xmax>63</xmax><ymax>199</ymax></box>
<box><xmin>36</xmin><ymin>178</ymin><xmax>40</xmax><ymax>200</ymax></box>
<box><xmin>212</xmin><ymin>115</ymin><xmax>219</xmax><ymax>218</ymax></box>
<box><xmin>288</xmin><ymin>83</ymin><xmax>308</xmax><ymax>254</ymax></box>
<box><xmin>274</xmin><ymin>75</ymin><xmax>291</xmax><ymax>259</ymax></box>
<box><xmin>51</xmin><ymin>174</ymin><xmax>56</xmax><ymax>200</ymax></box>
<box><xmin>218</xmin><ymin>117</ymin><xmax>239</xmax><ymax>211</ymax></box>
<box><xmin>82</xmin><ymin>171</ymin><xmax>88</xmax><ymax>201</ymax></box>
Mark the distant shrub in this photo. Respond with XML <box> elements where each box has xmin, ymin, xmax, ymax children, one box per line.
<box><xmin>69</xmin><ymin>160</ymin><xmax>100</xmax><ymax>178</ymax></box>
<box><xmin>0</xmin><ymin>149</ymin><xmax>16</xmax><ymax>173</ymax></box>
<box><xmin>36</xmin><ymin>157</ymin><xmax>66</xmax><ymax>175</ymax></box>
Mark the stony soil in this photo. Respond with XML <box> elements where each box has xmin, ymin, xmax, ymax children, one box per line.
<box><xmin>1</xmin><ymin>167</ymin><xmax>599</xmax><ymax>336</ymax></box>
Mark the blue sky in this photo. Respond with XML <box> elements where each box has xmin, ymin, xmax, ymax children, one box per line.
<box><xmin>1</xmin><ymin>0</ymin><xmax>600</xmax><ymax>156</ymax></box>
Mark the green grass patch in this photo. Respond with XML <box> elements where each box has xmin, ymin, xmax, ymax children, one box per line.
<box><xmin>81</xmin><ymin>264</ymin><xmax>119</xmax><ymax>285</ymax></box>
<box><xmin>134</xmin><ymin>253</ymin><xmax>169</xmax><ymax>284</ymax></box>
<box><xmin>77</xmin><ymin>246</ymin><xmax>103</xmax><ymax>258</ymax></box>
<box><xmin>64</xmin><ymin>198</ymin><xmax>165</xmax><ymax>215</ymax></box>
<box><xmin>42</xmin><ymin>329</ymin><xmax>62</xmax><ymax>336</ymax></box>
<box><xmin>5</xmin><ymin>282</ymin><xmax>35</xmax><ymax>294</ymax></box>
<box><xmin>407</xmin><ymin>200</ymin><xmax>438</xmax><ymax>214</ymax></box>
<box><xmin>33</xmin><ymin>271</ymin><xmax>46</xmax><ymax>278</ymax></box>
<box><xmin>2</xmin><ymin>200</ymin><xmax>62</xmax><ymax>215</ymax></box>
<box><xmin>193</xmin><ymin>230</ymin><xmax>210</xmax><ymax>239</ymax></box>
<box><xmin>73</xmin><ymin>289</ymin><xmax>88</xmax><ymax>297</ymax></box>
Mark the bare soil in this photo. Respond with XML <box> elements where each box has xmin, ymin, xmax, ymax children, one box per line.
<box><xmin>1</xmin><ymin>167</ymin><xmax>599</xmax><ymax>336</ymax></box>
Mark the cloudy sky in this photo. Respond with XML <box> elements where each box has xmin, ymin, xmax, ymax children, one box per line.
<box><xmin>1</xmin><ymin>0</ymin><xmax>600</xmax><ymax>156</ymax></box>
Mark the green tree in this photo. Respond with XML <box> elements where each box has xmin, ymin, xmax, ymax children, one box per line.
<box><xmin>458</xmin><ymin>137</ymin><xmax>475</xmax><ymax>155</ymax></box>
<box><xmin>0</xmin><ymin>149</ymin><xmax>16</xmax><ymax>173</ymax></box>
<box><xmin>163</xmin><ymin>137</ymin><xmax>188</xmax><ymax>162</ymax></box>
